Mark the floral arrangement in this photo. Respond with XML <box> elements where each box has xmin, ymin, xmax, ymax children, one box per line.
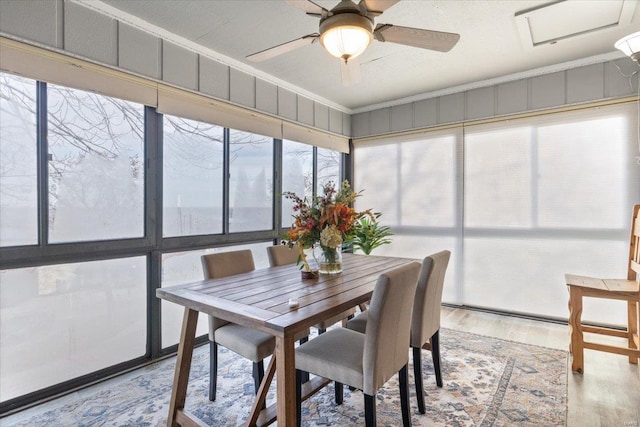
<box><xmin>283</xmin><ymin>180</ymin><xmax>376</xmax><ymax>273</ymax></box>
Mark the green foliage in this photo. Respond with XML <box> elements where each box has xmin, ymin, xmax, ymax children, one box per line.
<box><xmin>350</xmin><ymin>213</ymin><xmax>393</xmax><ymax>255</ymax></box>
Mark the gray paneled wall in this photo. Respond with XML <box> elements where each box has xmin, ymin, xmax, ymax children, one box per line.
<box><xmin>352</xmin><ymin>58</ymin><xmax>639</xmax><ymax>138</ymax></box>
<box><xmin>200</xmin><ymin>56</ymin><xmax>229</xmax><ymax>100</ymax></box>
<box><xmin>277</xmin><ymin>88</ymin><xmax>297</xmax><ymax>121</ymax></box>
<box><xmin>162</xmin><ymin>41</ymin><xmax>198</xmax><ymax>91</ymax></box>
<box><xmin>0</xmin><ymin>0</ymin><xmax>63</xmax><ymax>49</ymax></box>
<box><xmin>256</xmin><ymin>79</ymin><xmax>278</xmax><ymax>115</ymax></box>
<box><xmin>118</xmin><ymin>23</ymin><xmax>161</xmax><ymax>79</ymax></box>
<box><xmin>229</xmin><ymin>68</ymin><xmax>255</xmax><ymax>108</ymax></box>
<box><xmin>0</xmin><ymin>0</ymin><xmax>350</xmax><ymax>138</ymax></box>
<box><xmin>297</xmin><ymin>96</ymin><xmax>315</xmax><ymax>126</ymax></box>
<box><xmin>65</xmin><ymin>1</ymin><xmax>118</xmax><ymax>66</ymax></box>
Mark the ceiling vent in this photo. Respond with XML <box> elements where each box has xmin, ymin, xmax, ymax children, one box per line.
<box><xmin>515</xmin><ymin>0</ymin><xmax>637</xmax><ymax>47</ymax></box>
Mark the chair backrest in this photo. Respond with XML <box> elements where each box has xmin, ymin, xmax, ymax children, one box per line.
<box><xmin>267</xmin><ymin>244</ymin><xmax>298</xmax><ymax>267</ymax></box>
<box><xmin>629</xmin><ymin>205</ymin><xmax>640</xmax><ymax>283</ymax></box>
<box><xmin>410</xmin><ymin>250</ymin><xmax>451</xmax><ymax>348</ymax></box>
<box><xmin>201</xmin><ymin>249</ymin><xmax>255</xmax><ymax>279</ymax></box>
<box><xmin>201</xmin><ymin>250</ymin><xmax>255</xmax><ymax>334</ymax></box>
<box><xmin>362</xmin><ymin>261</ymin><xmax>421</xmax><ymax>396</ymax></box>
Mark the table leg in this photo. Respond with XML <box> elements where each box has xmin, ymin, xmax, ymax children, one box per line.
<box><xmin>246</xmin><ymin>354</ymin><xmax>277</xmax><ymax>427</ymax></box>
<box><xmin>568</xmin><ymin>286</ymin><xmax>584</xmax><ymax>374</ymax></box>
<box><xmin>628</xmin><ymin>300</ymin><xmax>639</xmax><ymax>365</ymax></box>
<box><xmin>167</xmin><ymin>308</ymin><xmax>199</xmax><ymax>427</ymax></box>
<box><xmin>275</xmin><ymin>334</ymin><xmax>297</xmax><ymax>427</ymax></box>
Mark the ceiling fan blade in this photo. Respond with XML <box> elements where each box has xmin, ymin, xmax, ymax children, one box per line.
<box><xmin>285</xmin><ymin>0</ymin><xmax>327</xmax><ymax>16</ymax></box>
<box><xmin>341</xmin><ymin>58</ymin><xmax>361</xmax><ymax>87</ymax></box>
<box><xmin>374</xmin><ymin>24</ymin><xmax>460</xmax><ymax>52</ymax></box>
<box><xmin>360</xmin><ymin>0</ymin><xmax>400</xmax><ymax>14</ymax></box>
<box><xmin>247</xmin><ymin>34</ymin><xmax>319</xmax><ymax>62</ymax></box>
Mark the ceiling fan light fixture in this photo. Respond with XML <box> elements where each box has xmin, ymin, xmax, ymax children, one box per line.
<box><xmin>615</xmin><ymin>31</ymin><xmax>640</xmax><ymax>62</ymax></box>
<box><xmin>320</xmin><ymin>13</ymin><xmax>373</xmax><ymax>62</ymax></box>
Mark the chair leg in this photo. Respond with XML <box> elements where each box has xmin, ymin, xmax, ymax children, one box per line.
<box><xmin>628</xmin><ymin>300</ymin><xmax>638</xmax><ymax>364</ymax></box>
<box><xmin>252</xmin><ymin>361</ymin><xmax>265</xmax><ymax>394</ymax></box>
<box><xmin>399</xmin><ymin>364</ymin><xmax>412</xmax><ymax>427</ymax></box>
<box><xmin>296</xmin><ymin>369</ymin><xmax>303</xmax><ymax>427</ymax></box>
<box><xmin>335</xmin><ymin>381</ymin><xmax>343</xmax><ymax>405</ymax></box>
<box><xmin>298</xmin><ymin>336</ymin><xmax>310</xmax><ymax>383</ymax></box>
<box><xmin>431</xmin><ymin>329</ymin><xmax>443</xmax><ymax>388</ymax></box>
<box><xmin>412</xmin><ymin>346</ymin><xmax>425</xmax><ymax>414</ymax></box>
<box><xmin>253</xmin><ymin>361</ymin><xmax>266</xmax><ymax>410</ymax></box>
<box><xmin>364</xmin><ymin>393</ymin><xmax>376</xmax><ymax>427</ymax></box>
<box><xmin>209</xmin><ymin>341</ymin><xmax>217</xmax><ymax>402</ymax></box>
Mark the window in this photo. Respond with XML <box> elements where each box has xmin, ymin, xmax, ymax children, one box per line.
<box><xmin>354</xmin><ymin>129</ymin><xmax>463</xmax><ymax>303</ymax></box>
<box><xmin>316</xmin><ymin>147</ymin><xmax>341</xmax><ymax>193</ymax></box>
<box><xmin>0</xmin><ymin>73</ymin><xmax>38</xmax><ymax>247</ymax></box>
<box><xmin>47</xmin><ymin>84</ymin><xmax>144</xmax><ymax>243</ymax></box>
<box><xmin>228</xmin><ymin>130</ymin><xmax>273</xmax><ymax>232</ymax></box>
<box><xmin>281</xmin><ymin>140</ymin><xmax>313</xmax><ymax>228</ymax></box>
<box><xmin>0</xmin><ymin>257</ymin><xmax>147</xmax><ymax>402</ymax></box>
<box><xmin>0</xmin><ymin>69</ymin><xmax>345</xmax><ymax>411</ymax></box>
<box><xmin>163</xmin><ymin>115</ymin><xmax>224</xmax><ymax>237</ymax></box>
<box><xmin>355</xmin><ymin>103</ymin><xmax>639</xmax><ymax>325</ymax></box>
<box><xmin>354</xmin><ymin>141</ymin><xmax>400</xmax><ymax>224</ymax></box>
<box><xmin>355</xmin><ymin>132</ymin><xmax>459</xmax><ymax>228</ymax></box>
<box><xmin>463</xmin><ymin>104</ymin><xmax>638</xmax><ymax>324</ymax></box>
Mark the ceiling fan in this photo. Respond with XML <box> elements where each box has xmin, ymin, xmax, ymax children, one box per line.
<box><xmin>247</xmin><ymin>0</ymin><xmax>460</xmax><ymax>85</ymax></box>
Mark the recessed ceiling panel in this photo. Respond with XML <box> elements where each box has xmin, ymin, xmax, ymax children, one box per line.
<box><xmin>516</xmin><ymin>0</ymin><xmax>636</xmax><ymax>46</ymax></box>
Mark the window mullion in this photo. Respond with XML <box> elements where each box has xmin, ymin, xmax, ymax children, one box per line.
<box><xmin>222</xmin><ymin>128</ymin><xmax>230</xmax><ymax>235</ymax></box>
<box><xmin>312</xmin><ymin>146</ymin><xmax>318</xmax><ymax>198</ymax></box>
<box><xmin>274</xmin><ymin>138</ymin><xmax>283</xmax><ymax>239</ymax></box>
<box><xmin>146</xmin><ymin>106</ymin><xmax>162</xmax><ymax>359</ymax></box>
<box><xmin>36</xmin><ymin>81</ymin><xmax>48</xmax><ymax>247</ymax></box>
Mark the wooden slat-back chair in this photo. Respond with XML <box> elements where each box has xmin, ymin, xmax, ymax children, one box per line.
<box><xmin>565</xmin><ymin>204</ymin><xmax>640</xmax><ymax>377</ymax></box>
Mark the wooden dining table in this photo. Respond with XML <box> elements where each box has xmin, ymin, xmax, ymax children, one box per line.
<box><xmin>156</xmin><ymin>253</ymin><xmax>413</xmax><ymax>427</ymax></box>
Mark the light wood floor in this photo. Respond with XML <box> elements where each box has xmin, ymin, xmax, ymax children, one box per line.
<box><xmin>1</xmin><ymin>307</ymin><xmax>638</xmax><ymax>426</ymax></box>
<box><xmin>441</xmin><ymin>306</ymin><xmax>640</xmax><ymax>427</ymax></box>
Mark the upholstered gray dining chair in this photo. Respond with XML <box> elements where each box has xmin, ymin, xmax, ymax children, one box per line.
<box><xmin>294</xmin><ymin>261</ymin><xmax>422</xmax><ymax>427</ymax></box>
<box><xmin>266</xmin><ymin>244</ymin><xmax>356</xmax><ymax>334</ymax></box>
<box><xmin>201</xmin><ymin>250</ymin><xmax>274</xmax><ymax>402</ymax></box>
<box><xmin>347</xmin><ymin>250</ymin><xmax>451</xmax><ymax>414</ymax></box>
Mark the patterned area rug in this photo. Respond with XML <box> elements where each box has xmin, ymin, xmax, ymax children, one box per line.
<box><xmin>0</xmin><ymin>328</ymin><xmax>567</xmax><ymax>426</ymax></box>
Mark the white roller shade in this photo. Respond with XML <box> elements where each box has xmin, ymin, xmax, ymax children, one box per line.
<box><xmin>282</xmin><ymin>121</ymin><xmax>349</xmax><ymax>153</ymax></box>
<box><xmin>354</xmin><ymin>102</ymin><xmax>639</xmax><ymax>325</ymax></box>
<box><xmin>352</xmin><ymin>124</ymin><xmax>462</xmax><ymax>146</ymax></box>
<box><xmin>463</xmin><ymin>103</ymin><xmax>639</xmax><ymax>324</ymax></box>
<box><xmin>158</xmin><ymin>84</ymin><xmax>282</xmax><ymax>140</ymax></box>
<box><xmin>0</xmin><ymin>37</ymin><xmax>157</xmax><ymax>107</ymax></box>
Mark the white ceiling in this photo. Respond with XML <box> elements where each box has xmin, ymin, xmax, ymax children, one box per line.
<box><xmin>89</xmin><ymin>0</ymin><xmax>639</xmax><ymax>112</ymax></box>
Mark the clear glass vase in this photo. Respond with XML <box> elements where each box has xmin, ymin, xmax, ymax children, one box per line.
<box><xmin>314</xmin><ymin>244</ymin><xmax>343</xmax><ymax>274</ymax></box>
